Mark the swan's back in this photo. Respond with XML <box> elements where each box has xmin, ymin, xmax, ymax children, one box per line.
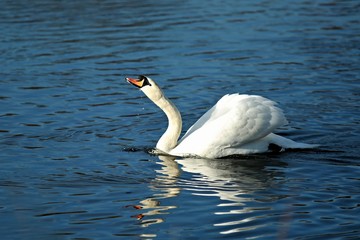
<box><xmin>171</xmin><ymin>94</ymin><xmax>288</xmax><ymax>158</ymax></box>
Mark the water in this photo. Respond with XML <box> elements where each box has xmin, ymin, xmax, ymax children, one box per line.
<box><xmin>1</xmin><ymin>0</ymin><xmax>359</xmax><ymax>239</ymax></box>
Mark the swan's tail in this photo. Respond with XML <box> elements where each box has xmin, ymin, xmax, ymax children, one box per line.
<box><xmin>269</xmin><ymin>133</ymin><xmax>319</xmax><ymax>149</ymax></box>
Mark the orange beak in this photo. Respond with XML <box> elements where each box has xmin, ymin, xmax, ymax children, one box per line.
<box><xmin>126</xmin><ymin>76</ymin><xmax>152</xmax><ymax>88</ymax></box>
<box><xmin>126</xmin><ymin>77</ymin><xmax>144</xmax><ymax>88</ymax></box>
<box><xmin>127</xmin><ymin>77</ymin><xmax>147</xmax><ymax>88</ymax></box>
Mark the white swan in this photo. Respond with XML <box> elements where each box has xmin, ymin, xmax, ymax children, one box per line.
<box><xmin>126</xmin><ymin>75</ymin><xmax>317</xmax><ymax>158</ymax></box>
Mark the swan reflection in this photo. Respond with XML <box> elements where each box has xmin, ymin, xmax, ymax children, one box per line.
<box><xmin>132</xmin><ymin>154</ymin><xmax>285</xmax><ymax>235</ymax></box>
<box><xmin>176</xmin><ymin>155</ymin><xmax>286</xmax><ymax>235</ymax></box>
<box><xmin>128</xmin><ymin>155</ymin><xmax>180</xmax><ymax>228</ymax></box>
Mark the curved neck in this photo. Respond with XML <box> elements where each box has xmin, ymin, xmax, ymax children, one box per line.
<box><xmin>153</xmin><ymin>95</ymin><xmax>182</xmax><ymax>153</ymax></box>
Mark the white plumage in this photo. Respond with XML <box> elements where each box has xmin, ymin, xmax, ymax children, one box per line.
<box><xmin>172</xmin><ymin>94</ymin><xmax>285</xmax><ymax>157</ymax></box>
<box><xmin>126</xmin><ymin>76</ymin><xmax>317</xmax><ymax>159</ymax></box>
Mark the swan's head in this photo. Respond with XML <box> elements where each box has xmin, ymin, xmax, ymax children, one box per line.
<box><xmin>126</xmin><ymin>75</ymin><xmax>164</xmax><ymax>102</ymax></box>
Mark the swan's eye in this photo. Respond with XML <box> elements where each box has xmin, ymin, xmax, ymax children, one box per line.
<box><xmin>138</xmin><ymin>75</ymin><xmax>151</xmax><ymax>87</ymax></box>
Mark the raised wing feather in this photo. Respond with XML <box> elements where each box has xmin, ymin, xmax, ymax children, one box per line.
<box><xmin>173</xmin><ymin>94</ymin><xmax>287</xmax><ymax>157</ymax></box>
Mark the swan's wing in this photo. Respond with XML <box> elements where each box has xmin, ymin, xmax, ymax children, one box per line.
<box><xmin>180</xmin><ymin>94</ymin><xmax>245</xmax><ymax>140</ymax></box>
<box><xmin>179</xmin><ymin>98</ymin><xmax>224</xmax><ymax>141</ymax></box>
<box><xmin>174</xmin><ymin>94</ymin><xmax>287</xmax><ymax>156</ymax></box>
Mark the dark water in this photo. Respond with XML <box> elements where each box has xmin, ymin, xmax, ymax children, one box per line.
<box><xmin>1</xmin><ymin>0</ymin><xmax>359</xmax><ymax>239</ymax></box>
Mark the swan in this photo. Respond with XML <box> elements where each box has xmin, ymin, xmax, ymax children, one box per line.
<box><xmin>126</xmin><ymin>75</ymin><xmax>317</xmax><ymax>158</ymax></box>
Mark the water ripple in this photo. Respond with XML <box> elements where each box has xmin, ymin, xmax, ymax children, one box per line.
<box><xmin>1</xmin><ymin>0</ymin><xmax>359</xmax><ymax>239</ymax></box>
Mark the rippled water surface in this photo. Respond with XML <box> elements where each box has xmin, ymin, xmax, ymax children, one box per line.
<box><xmin>1</xmin><ymin>0</ymin><xmax>360</xmax><ymax>239</ymax></box>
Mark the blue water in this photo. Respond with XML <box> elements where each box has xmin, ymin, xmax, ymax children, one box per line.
<box><xmin>1</xmin><ymin>0</ymin><xmax>359</xmax><ymax>239</ymax></box>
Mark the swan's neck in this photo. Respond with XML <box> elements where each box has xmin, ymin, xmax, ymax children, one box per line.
<box><xmin>153</xmin><ymin>95</ymin><xmax>182</xmax><ymax>153</ymax></box>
